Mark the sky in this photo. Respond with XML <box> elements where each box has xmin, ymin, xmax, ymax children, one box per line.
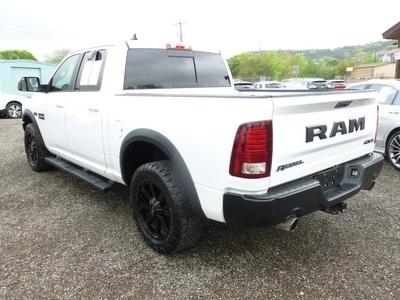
<box><xmin>0</xmin><ymin>0</ymin><xmax>399</xmax><ymax>62</ymax></box>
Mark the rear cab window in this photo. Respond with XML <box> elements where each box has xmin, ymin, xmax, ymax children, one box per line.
<box><xmin>124</xmin><ymin>49</ymin><xmax>231</xmax><ymax>89</ymax></box>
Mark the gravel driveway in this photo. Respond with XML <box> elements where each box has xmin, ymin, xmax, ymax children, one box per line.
<box><xmin>1</xmin><ymin>117</ymin><xmax>399</xmax><ymax>299</ymax></box>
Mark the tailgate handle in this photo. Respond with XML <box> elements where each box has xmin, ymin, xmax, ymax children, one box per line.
<box><xmin>335</xmin><ymin>101</ymin><xmax>352</xmax><ymax>108</ymax></box>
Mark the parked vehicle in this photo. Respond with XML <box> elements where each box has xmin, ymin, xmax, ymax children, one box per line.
<box><xmin>253</xmin><ymin>81</ymin><xmax>286</xmax><ymax>89</ymax></box>
<box><xmin>282</xmin><ymin>82</ymin><xmax>308</xmax><ymax>90</ymax></box>
<box><xmin>0</xmin><ymin>92</ymin><xmax>27</xmax><ymax>118</ymax></box>
<box><xmin>17</xmin><ymin>39</ymin><xmax>383</xmax><ymax>254</ymax></box>
<box><xmin>234</xmin><ymin>81</ymin><xmax>255</xmax><ymax>91</ymax></box>
<box><xmin>328</xmin><ymin>80</ymin><xmax>347</xmax><ymax>89</ymax></box>
<box><xmin>348</xmin><ymin>79</ymin><xmax>400</xmax><ymax>170</ymax></box>
<box><xmin>304</xmin><ymin>80</ymin><xmax>329</xmax><ymax>89</ymax></box>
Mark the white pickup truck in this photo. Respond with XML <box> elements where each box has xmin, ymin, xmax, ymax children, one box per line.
<box><xmin>18</xmin><ymin>39</ymin><xmax>384</xmax><ymax>254</ymax></box>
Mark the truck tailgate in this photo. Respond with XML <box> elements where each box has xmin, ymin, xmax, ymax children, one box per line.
<box><xmin>269</xmin><ymin>90</ymin><xmax>378</xmax><ymax>187</ymax></box>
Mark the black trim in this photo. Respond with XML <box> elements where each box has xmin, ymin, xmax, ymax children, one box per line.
<box><xmin>22</xmin><ymin>109</ymin><xmax>46</xmax><ymax>151</ymax></box>
<box><xmin>120</xmin><ymin>129</ymin><xmax>206</xmax><ymax>219</ymax></box>
<box><xmin>45</xmin><ymin>157</ymin><xmax>114</xmax><ymax>192</ymax></box>
<box><xmin>22</xmin><ymin>109</ymin><xmax>43</xmax><ymax>143</ymax></box>
<box><xmin>223</xmin><ymin>153</ymin><xmax>384</xmax><ymax>227</ymax></box>
<box><xmin>115</xmin><ymin>88</ymin><xmax>375</xmax><ymax>99</ymax></box>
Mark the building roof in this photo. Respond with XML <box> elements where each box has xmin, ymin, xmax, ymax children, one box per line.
<box><xmin>355</xmin><ymin>62</ymin><xmax>395</xmax><ymax>69</ymax></box>
<box><xmin>382</xmin><ymin>21</ymin><xmax>400</xmax><ymax>40</ymax></box>
<box><xmin>0</xmin><ymin>59</ymin><xmax>56</xmax><ymax>67</ymax></box>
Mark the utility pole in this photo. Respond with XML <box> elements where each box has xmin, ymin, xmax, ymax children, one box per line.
<box><xmin>174</xmin><ymin>21</ymin><xmax>186</xmax><ymax>42</ymax></box>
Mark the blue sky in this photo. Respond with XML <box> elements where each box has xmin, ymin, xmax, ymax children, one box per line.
<box><xmin>0</xmin><ymin>0</ymin><xmax>399</xmax><ymax>61</ymax></box>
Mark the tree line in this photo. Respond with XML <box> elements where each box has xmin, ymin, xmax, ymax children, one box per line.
<box><xmin>0</xmin><ymin>48</ymin><xmax>71</xmax><ymax>64</ymax></box>
<box><xmin>228</xmin><ymin>40</ymin><xmax>398</xmax><ymax>81</ymax></box>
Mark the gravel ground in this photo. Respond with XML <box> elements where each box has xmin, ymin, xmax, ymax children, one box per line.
<box><xmin>1</xmin><ymin>117</ymin><xmax>400</xmax><ymax>300</ymax></box>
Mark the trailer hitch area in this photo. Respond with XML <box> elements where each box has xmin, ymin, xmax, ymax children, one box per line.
<box><xmin>323</xmin><ymin>202</ymin><xmax>347</xmax><ymax>215</ymax></box>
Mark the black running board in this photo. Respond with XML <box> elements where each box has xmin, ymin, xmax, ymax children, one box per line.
<box><xmin>45</xmin><ymin>157</ymin><xmax>114</xmax><ymax>192</ymax></box>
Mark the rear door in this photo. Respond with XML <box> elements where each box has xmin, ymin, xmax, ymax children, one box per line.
<box><xmin>65</xmin><ymin>49</ymin><xmax>108</xmax><ymax>172</ymax></box>
<box><xmin>269</xmin><ymin>90</ymin><xmax>378</xmax><ymax>187</ymax></box>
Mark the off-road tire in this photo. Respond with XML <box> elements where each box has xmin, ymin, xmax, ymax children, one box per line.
<box><xmin>24</xmin><ymin>123</ymin><xmax>53</xmax><ymax>172</ymax></box>
<box><xmin>130</xmin><ymin>160</ymin><xmax>204</xmax><ymax>254</ymax></box>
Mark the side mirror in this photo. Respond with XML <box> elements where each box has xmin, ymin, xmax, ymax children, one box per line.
<box><xmin>18</xmin><ymin>77</ymin><xmax>41</xmax><ymax>92</ymax></box>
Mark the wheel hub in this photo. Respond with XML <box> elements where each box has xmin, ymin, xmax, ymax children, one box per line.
<box><xmin>149</xmin><ymin>197</ymin><xmax>160</xmax><ymax>216</ymax></box>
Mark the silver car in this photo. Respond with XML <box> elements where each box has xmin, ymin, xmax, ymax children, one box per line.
<box><xmin>349</xmin><ymin>79</ymin><xmax>400</xmax><ymax>170</ymax></box>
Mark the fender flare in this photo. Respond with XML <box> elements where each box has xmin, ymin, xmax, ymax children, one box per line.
<box><xmin>120</xmin><ymin>129</ymin><xmax>206</xmax><ymax>219</ymax></box>
<box><xmin>22</xmin><ymin>109</ymin><xmax>47</xmax><ymax>149</ymax></box>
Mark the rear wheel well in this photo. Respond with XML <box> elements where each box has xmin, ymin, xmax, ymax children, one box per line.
<box><xmin>122</xmin><ymin>141</ymin><xmax>169</xmax><ymax>184</ymax></box>
<box><xmin>7</xmin><ymin>100</ymin><xmax>23</xmax><ymax>107</ymax></box>
<box><xmin>120</xmin><ymin>130</ymin><xmax>206</xmax><ymax>219</ymax></box>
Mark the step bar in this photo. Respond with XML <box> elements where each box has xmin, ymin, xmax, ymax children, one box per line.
<box><xmin>45</xmin><ymin>157</ymin><xmax>114</xmax><ymax>192</ymax></box>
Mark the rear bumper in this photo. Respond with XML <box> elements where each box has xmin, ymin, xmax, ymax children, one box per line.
<box><xmin>223</xmin><ymin>153</ymin><xmax>384</xmax><ymax>227</ymax></box>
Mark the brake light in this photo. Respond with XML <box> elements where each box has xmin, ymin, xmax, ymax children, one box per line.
<box><xmin>229</xmin><ymin>121</ymin><xmax>273</xmax><ymax>178</ymax></box>
<box><xmin>166</xmin><ymin>43</ymin><xmax>192</xmax><ymax>50</ymax></box>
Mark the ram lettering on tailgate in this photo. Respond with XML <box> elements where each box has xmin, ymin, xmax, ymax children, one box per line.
<box><xmin>305</xmin><ymin>117</ymin><xmax>365</xmax><ymax>143</ymax></box>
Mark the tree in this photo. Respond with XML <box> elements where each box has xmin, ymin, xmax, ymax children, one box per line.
<box><xmin>278</xmin><ymin>51</ymin><xmax>307</xmax><ymax>79</ymax></box>
<box><xmin>337</xmin><ymin>60</ymin><xmax>357</xmax><ymax>76</ymax></box>
<box><xmin>228</xmin><ymin>53</ymin><xmax>248</xmax><ymax>78</ymax></box>
<box><xmin>278</xmin><ymin>51</ymin><xmax>294</xmax><ymax>78</ymax></box>
<box><xmin>326</xmin><ymin>57</ymin><xmax>339</xmax><ymax>67</ymax></box>
<box><xmin>0</xmin><ymin>50</ymin><xmax>37</xmax><ymax>61</ymax></box>
<box><xmin>44</xmin><ymin>48</ymin><xmax>71</xmax><ymax>64</ymax></box>
<box><xmin>361</xmin><ymin>53</ymin><xmax>376</xmax><ymax>64</ymax></box>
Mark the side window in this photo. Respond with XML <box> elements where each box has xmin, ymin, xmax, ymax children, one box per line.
<box><xmin>124</xmin><ymin>49</ymin><xmax>171</xmax><ymax>89</ymax></box>
<box><xmin>370</xmin><ymin>84</ymin><xmax>397</xmax><ymax>105</ymax></box>
<box><xmin>76</xmin><ymin>50</ymin><xmax>107</xmax><ymax>91</ymax></box>
<box><xmin>192</xmin><ymin>51</ymin><xmax>231</xmax><ymax>87</ymax></box>
<box><xmin>390</xmin><ymin>90</ymin><xmax>400</xmax><ymax>106</ymax></box>
<box><xmin>350</xmin><ymin>84</ymin><xmax>367</xmax><ymax>90</ymax></box>
<box><xmin>50</xmin><ymin>54</ymin><xmax>80</xmax><ymax>92</ymax></box>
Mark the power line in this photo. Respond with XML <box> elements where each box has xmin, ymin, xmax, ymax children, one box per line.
<box><xmin>174</xmin><ymin>21</ymin><xmax>186</xmax><ymax>42</ymax></box>
<box><xmin>0</xmin><ymin>24</ymin><xmax>67</xmax><ymax>44</ymax></box>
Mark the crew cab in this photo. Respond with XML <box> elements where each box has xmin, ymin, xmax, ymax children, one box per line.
<box><xmin>18</xmin><ymin>39</ymin><xmax>384</xmax><ymax>254</ymax></box>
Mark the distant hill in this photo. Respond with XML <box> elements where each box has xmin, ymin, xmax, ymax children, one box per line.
<box><xmin>282</xmin><ymin>40</ymin><xmax>398</xmax><ymax>62</ymax></box>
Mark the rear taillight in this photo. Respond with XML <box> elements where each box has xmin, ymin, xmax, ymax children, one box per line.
<box><xmin>229</xmin><ymin>121</ymin><xmax>273</xmax><ymax>178</ymax></box>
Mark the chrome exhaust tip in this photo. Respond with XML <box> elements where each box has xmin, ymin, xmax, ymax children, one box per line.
<box><xmin>363</xmin><ymin>180</ymin><xmax>376</xmax><ymax>191</ymax></box>
<box><xmin>275</xmin><ymin>216</ymin><xmax>299</xmax><ymax>232</ymax></box>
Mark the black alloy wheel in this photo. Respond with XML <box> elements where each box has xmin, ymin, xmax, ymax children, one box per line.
<box><xmin>24</xmin><ymin>123</ymin><xmax>52</xmax><ymax>172</ymax></box>
<box><xmin>130</xmin><ymin>160</ymin><xmax>204</xmax><ymax>254</ymax></box>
